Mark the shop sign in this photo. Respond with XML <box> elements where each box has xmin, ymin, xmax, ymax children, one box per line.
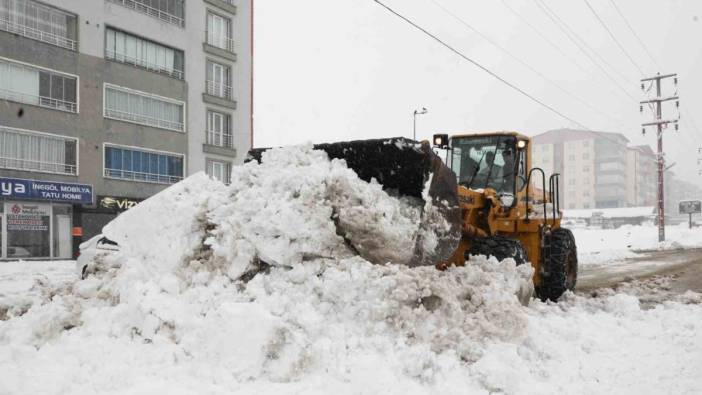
<box><xmin>97</xmin><ymin>195</ymin><xmax>143</xmax><ymax>212</ymax></box>
<box><xmin>5</xmin><ymin>203</ymin><xmax>50</xmax><ymax>231</ymax></box>
<box><xmin>0</xmin><ymin>177</ymin><xmax>93</xmax><ymax>204</ymax></box>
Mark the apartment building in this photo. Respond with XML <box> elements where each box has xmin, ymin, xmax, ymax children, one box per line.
<box><xmin>532</xmin><ymin>129</ymin><xmax>629</xmax><ymax>210</ymax></box>
<box><xmin>626</xmin><ymin>145</ymin><xmax>657</xmax><ymax>207</ymax></box>
<box><xmin>0</xmin><ymin>0</ymin><xmax>252</xmax><ymax>259</ymax></box>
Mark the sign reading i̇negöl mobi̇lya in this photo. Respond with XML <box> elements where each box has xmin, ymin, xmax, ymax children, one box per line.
<box><xmin>0</xmin><ymin>177</ymin><xmax>93</xmax><ymax>204</ymax></box>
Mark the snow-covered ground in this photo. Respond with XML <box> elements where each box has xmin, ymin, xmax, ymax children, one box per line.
<box><xmin>573</xmin><ymin>224</ymin><xmax>702</xmax><ymax>265</ymax></box>
<box><xmin>1</xmin><ymin>145</ymin><xmax>701</xmax><ymax>394</ymax></box>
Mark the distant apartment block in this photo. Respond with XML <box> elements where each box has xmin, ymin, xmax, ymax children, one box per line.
<box><xmin>532</xmin><ymin>129</ymin><xmax>630</xmax><ymax>210</ymax></box>
<box><xmin>0</xmin><ymin>0</ymin><xmax>253</xmax><ymax>260</ymax></box>
<box><xmin>626</xmin><ymin>145</ymin><xmax>657</xmax><ymax>207</ymax></box>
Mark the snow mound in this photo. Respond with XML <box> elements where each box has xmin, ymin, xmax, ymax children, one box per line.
<box><xmin>0</xmin><ymin>145</ymin><xmax>535</xmax><ymax>392</ymax></box>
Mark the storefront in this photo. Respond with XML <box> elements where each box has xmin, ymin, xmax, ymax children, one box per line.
<box><xmin>1</xmin><ymin>177</ymin><xmax>92</xmax><ymax>260</ymax></box>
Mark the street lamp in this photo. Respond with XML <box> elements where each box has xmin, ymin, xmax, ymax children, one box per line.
<box><xmin>413</xmin><ymin>107</ymin><xmax>428</xmax><ymax>141</ymax></box>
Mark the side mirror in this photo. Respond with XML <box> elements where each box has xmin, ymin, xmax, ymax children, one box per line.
<box><xmin>433</xmin><ymin>134</ymin><xmax>449</xmax><ymax>149</ymax></box>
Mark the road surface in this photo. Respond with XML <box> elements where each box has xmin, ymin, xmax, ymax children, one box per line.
<box><xmin>577</xmin><ymin>248</ymin><xmax>702</xmax><ymax>302</ymax></box>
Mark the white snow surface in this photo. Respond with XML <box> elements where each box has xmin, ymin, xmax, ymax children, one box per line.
<box><xmin>573</xmin><ymin>224</ymin><xmax>702</xmax><ymax>265</ymax></box>
<box><xmin>1</xmin><ymin>145</ymin><xmax>701</xmax><ymax>394</ymax></box>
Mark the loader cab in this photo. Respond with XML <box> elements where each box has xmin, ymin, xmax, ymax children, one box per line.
<box><xmin>439</xmin><ymin>134</ymin><xmax>528</xmax><ymax>197</ymax></box>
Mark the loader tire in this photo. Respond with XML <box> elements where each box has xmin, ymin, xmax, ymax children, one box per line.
<box><xmin>536</xmin><ymin>228</ymin><xmax>578</xmax><ymax>302</ymax></box>
<box><xmin>466</xmin><ymin>235</ymin><xmax>528</xmax><ymax>265</ymax></box>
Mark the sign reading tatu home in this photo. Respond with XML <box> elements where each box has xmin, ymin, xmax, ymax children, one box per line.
<box><xmin>0</xmin><ymin>177</ymin><xmax>93</xmax><ymax>204</ymax></box>
<box><xmin>98</xmin><ymin>195</ymin><xmax>143</xmax><ymax>212</ymax></box>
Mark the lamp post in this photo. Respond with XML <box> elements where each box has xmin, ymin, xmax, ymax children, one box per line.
<box><xmin>413</xmin><ymin>107</ymin><xmax>428</xmax><ymax>141</ymax></box>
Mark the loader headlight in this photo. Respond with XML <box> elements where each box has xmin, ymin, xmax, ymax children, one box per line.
<box><xmin>517</xmin><ymin>140</ymin><xmax>527</xmax><ymax>149</ymax></box>
<box><xmin>499</xmin><ymin>193</ymin><xmax>515</xmax><ymax>207</ymax></box>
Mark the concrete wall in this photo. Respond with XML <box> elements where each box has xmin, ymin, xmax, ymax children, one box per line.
<box><xmin>49</xmin><ymin>0</ymin><xmax>253</xmax><ymax>175</ymax></box>
<box><xmin>0</xmin><ymin>33</ymin><xmax>187</xmax><ymax>200</ymax></box>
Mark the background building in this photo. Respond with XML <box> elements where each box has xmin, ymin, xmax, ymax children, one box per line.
<box><xmin>626</xmin><ymin>145</ymin><xmax>657</xmax><ymax>207</ymax></box>
<box><xmin>0</xmin><ymin>0</ymin><xmax>252</xmax><ymax>259</ymax></box>
<box><xmin>532</xmin><ymin>129</ymin><xmax>629</xmax><ymax>210</ymax></box>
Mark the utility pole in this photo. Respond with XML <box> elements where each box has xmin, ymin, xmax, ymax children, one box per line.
<box><xmin>640</xmin><ymin>73</ymin><xmax>679</xmax><ymax>243</ymax></box>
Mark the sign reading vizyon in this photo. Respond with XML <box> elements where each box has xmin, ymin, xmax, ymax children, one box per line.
<box><xmin>0</xmin><ymin>177</ymin><xmax>93</xmax><ymax>204</ymax></box>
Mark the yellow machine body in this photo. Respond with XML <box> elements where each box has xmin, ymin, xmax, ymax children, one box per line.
<box><xmin>436</xmin><ymin>131</ymin><xmax>562</xmax><ymax>288</ymax></box>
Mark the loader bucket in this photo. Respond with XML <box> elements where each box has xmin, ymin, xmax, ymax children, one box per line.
<box><xmin>246</xmin><ymin>137</ymin><xmax>462</xmax><ymax>267</ymax></box>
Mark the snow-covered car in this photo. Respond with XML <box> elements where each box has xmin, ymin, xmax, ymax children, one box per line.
<box><xmin>76</xmin><ymin>234</ymin><xmax>119</xmax><ymax>279</ymax></box>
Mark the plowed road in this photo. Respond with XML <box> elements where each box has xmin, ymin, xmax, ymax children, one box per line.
<box><xmin>577</xmin><ymin>248</ymin><xmax>702</xmax><ymax>295</ymax></box>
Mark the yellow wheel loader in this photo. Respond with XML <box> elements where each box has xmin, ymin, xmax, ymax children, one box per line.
<box><xmin>247</xmin><ymin>132</ymin><xmax>577</xmax><ymax>301</ymax></box>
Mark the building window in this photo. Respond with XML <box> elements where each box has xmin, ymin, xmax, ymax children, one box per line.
<box><xmin>206</xmin><ymin>159</ymin><xmax>231</xmax><ymax>184</ymax></box>
<box><xmin>0</xmin><ymin>57</ymin><xmax>77</xmax><ymax>112</ymax></box>
<box><xmin>568</xmin><ymin>154</ymin><xmax>576</xmax><ymax>161</ymax></box>
<box><xmin>583</xmin><ymin>153</ymin><xmax>590</xmax><ymax>160</ymax></box>
<box><xmin>207</xmin><ymin>110</ymin><xmax>232</xmax><ymax>148</ymax></box>
<box><xmin>0</xmin><ymin>0</ymin><xmax>77</xmax><ymax>50</ymax></box>
<box><xmin>104</xmin><ymin>84</ymin><xmax>185</xmax><ymax>132</ymax></box>
<box><xmin>0</xmin><ymin>125</ymin><xmax>77</xmax><ymax>175</ymax></box>
<box><xmin>206</xmin><ymin>12</ymin><xmax>234</xmax><ymax>52</ymax></box>
<box><xmin>206</xmin><ymin>60</ymin><xmax>232</xmax><ymax>99</ymax></box>
<box><xmin>104</xmin><ymin>145</ymin><xmax>183</xmax><ymax>184</ymax></box>
<box><xmin>105</xmin><ymin>27</ymin><xmax>184</xmax><ymax>80</ymax></box>
<box><xmin>106</xmin><ymin>0</ymin><xmax>185</xmax><ymax>27</ymax></box>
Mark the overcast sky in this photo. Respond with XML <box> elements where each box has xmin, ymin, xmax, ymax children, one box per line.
<box><xmin>254</xmin><ymin>0</ymin><xmax>702</xmax><ymax>186</ymax></box>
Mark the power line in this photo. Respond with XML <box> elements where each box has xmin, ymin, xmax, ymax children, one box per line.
<box><xmin>607</xmin><ymin>0</ymin><xmax>662</xmax><ymax>72</ymax></box>
<box><xmin>583</xmin><ymin>0</ymin><xmax>645</xmax><ymax>76</ymax></box>
<box><xmin>605</xmin><ymin>2</ymin><xmax>702</xmax><ymax>148</ymax></box>
<box><xmin>534</xmin><ymin>0</ymin><xmax>639</xmax><ymax>102</ymax></box>
<box><xmin>427</xmin><ymin>0</ymin><xmax>627</xmax><ymax>128</ymax></box>
<box><xmin>536</xmin><ymin>0</ymin><xmax>633</xmax><ymax>86</ymax></box>
<box><xmin>370</xmin><ymin>0</ymin><xmax>590</xmax><ymax>129</ymax></box>
<box><xmin>499</xmin><ymin>0</ymin><xmax>634</xmax><ymax>105</ymax></box>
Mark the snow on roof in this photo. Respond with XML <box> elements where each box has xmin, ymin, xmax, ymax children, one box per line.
<box><xmin>564</xmin><ymin>206</ymin><xmax>656</xmax><ymax>219</ymax></box>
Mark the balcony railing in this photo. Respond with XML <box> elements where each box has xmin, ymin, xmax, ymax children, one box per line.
<box><xmin>106</xmin><ymin>49</ymin><xmax>184</xmax><ymax>80</ymax></box>
<box><xmin>104</xmin><ymin>108</ymin><xmax>184</xmax><ymax>132</ymax></box>
<box><xmin>104</xmin><ymin>168</ymin><xmax>182</xmax><ymax>184</ymax></box>
<box><xmin>0</xmin><ymin>157</ymin><xmax>77</xmax><ymax>175</ymax></box>
<box><xmin>0</xmin><ymin>16</ymin><xmax>77</xmax><ymax>50</ymax></box>
<box><xmin>0</xmin><ymin>88</ymin><xmax>77</xmax><ymax>113</ymax></box>
<box><xmin>207</xmin><ymin>130</ymin><xmax>233</xmax><ymax>148</ymax></box>
<box><xmin>206</xmin><ymin>80</ymin><xmax>232</xmax><ymax>100</ymax></box>
<box><xmin>0</xmin><ymin>126</ymin><xmax>78</xmax><ymax>175</ymax></box>
<box><xmin>206</xmin><ymin>30</ymin><xmax>235</xmax><ymax>53</ymax></box>
<box><xmin>107</xmin><ymin>0</ymin><xmax>184</xmax><ymax>27</ymax></box>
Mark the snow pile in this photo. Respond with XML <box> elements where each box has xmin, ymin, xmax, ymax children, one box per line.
<box><xmin>0</xmin><ymin>145</ymin><xmax>535</xmax><ymax>393</ymax></box>
<box><xmin>1</xmin><ymin>145</ymin><xmax>701</xmax><ymax>393</ymax></box>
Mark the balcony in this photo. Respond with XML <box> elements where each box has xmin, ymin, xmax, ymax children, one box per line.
<box><xmin>0</xmin><ymin>87</ymin><xmax>77</xmax><ymax>113</ymax></box>
<box><xmin>206</xmin><ymin>31</ymin><xmax>235</xmax><ymax>53</ymax></box>
<box><xmin>104</xmin><ymin>108</ymin><xmax>184</xmax><ymax>132</ymax></box>
<box><xmin>207</xmin><ymin>130</ymin><xmax>233</xmax><ymax>148</ymax></box>
<box><xmin>106</xmin><ymin>49</ymin><xmax>184</xmax><ymax>80</ymax></box>
<box><xmin>0</xmin><ymin>16</ymin><xmax>77</xmax><ymax>50</ymax></box>
<box><xmin>0</xmin><ymin>126</ymin><xmax>78</xmax><ymax>175</ymax></box>
<box><xmin>104</xmin><ymin>168</ymin><xmax>182</xmax><ymax>184</ymax></box>
<box><xmin>206</xmin><ymin>80</ymin><xmax>232</xmax><ymax>99</ymax></box>
<box><xmin>107</xmin><ymin>0</ymin><xmax>184</xmax><ymax>27</ymax></box>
